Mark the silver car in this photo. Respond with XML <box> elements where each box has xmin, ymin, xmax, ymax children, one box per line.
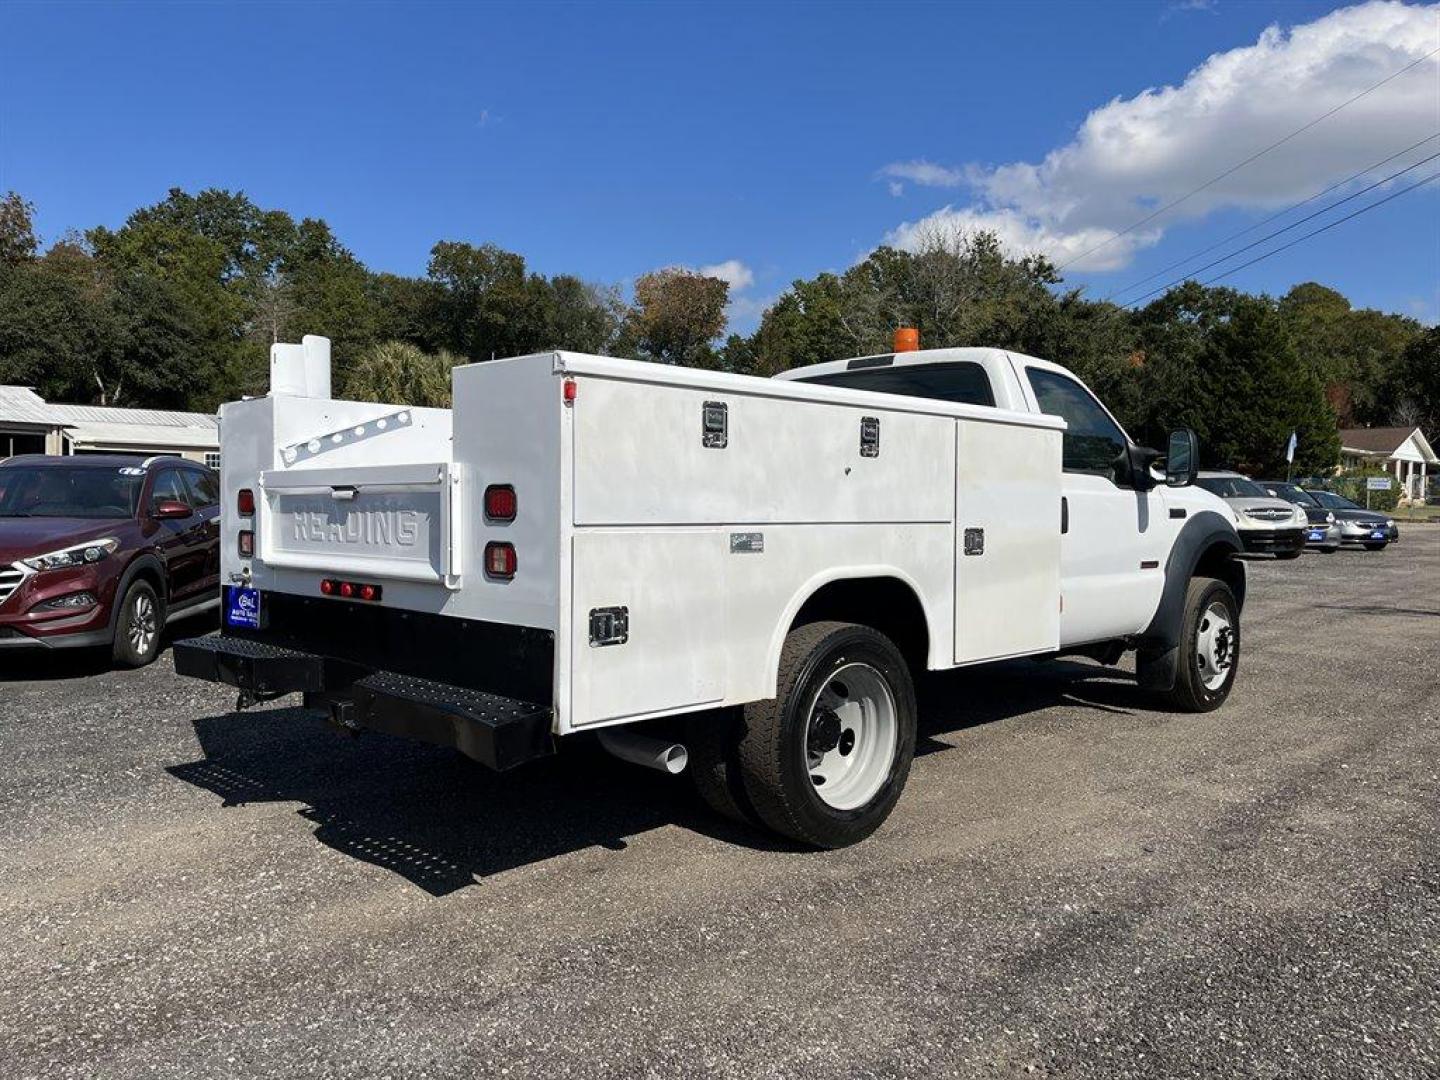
<box><xmin>1195</xmin><ymin>471</ymin><xmax>1307</xmax><ymax>559</ymax></box>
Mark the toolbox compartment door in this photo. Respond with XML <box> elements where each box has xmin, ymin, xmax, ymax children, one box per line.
<box><xmin>258</xmin><ymin>462</ymin><xmax>462</xmax><ymax>587</ymax></box>
<box><xmin>953</xmin><ymin>421</ymin><xmax>1062</xmax><ymax>663</ymax></box>
<box><xmin>569</xmin><ymin>530</ymin><xmax>725</xmax><ymax>726</ymax></box>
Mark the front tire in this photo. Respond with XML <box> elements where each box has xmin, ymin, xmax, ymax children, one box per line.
<box><xmin>1276</xmin><ymin>549</ymin><xmax>1302</xmax><ymax>561</ymax></box>
<box><xmin>1363</xmin><ymin>542</ymin><xmax>1387</xmax><ymax>551</ymax></box>
<box><xmin>730</xmin><ymin>621</ymin><xmax>917</xmax><ymax>848</ymax></box>
<box><xmin>1161</xmin><ymin>576</ymin><xmax>1239</xmax><ymax>713</ymax></box>
<box><xmin>112</xmin><ymin>580</ymin><xmax>163</xmax><ymax>668</ymax></box>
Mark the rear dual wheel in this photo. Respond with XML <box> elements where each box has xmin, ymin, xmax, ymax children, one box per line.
<box><xmin>689</xmin><ymin>621</ymin><xmax>917</xmax><ymax>848</ymax></box>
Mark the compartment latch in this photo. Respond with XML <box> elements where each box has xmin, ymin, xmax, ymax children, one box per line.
<box><xmin>589</xmin><ymin>606</ymin><xmax>630</xmax><ymax>647</ymax></box>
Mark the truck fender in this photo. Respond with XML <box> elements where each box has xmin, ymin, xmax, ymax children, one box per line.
<box><xmin>1136</xmin><ymin>510</ymin><xmax>1245</xmax><ymax>692</ymax></box>
<box><xmin>106</xmin><ymin>554</ymin><xmax>168</xmax><ymax>637</ymax></box>
<box><xmin>763</xmin><ymin>566</ymin><xmax>940</xmax><ymax>698</ymax></box>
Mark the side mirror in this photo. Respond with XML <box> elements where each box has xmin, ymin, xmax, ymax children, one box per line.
<box><xmin>1165</xmin><ymin>429</ymin><xmax>1199</xmax><ymax>487</ymax></box>
<box><xmin>153</xmin><ymin>499</ymin><xmax>193</xmax><ymax>519</ymax></box>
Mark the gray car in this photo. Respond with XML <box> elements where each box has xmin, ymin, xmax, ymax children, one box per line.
<box><xmin>1195</xmin><ymin>471</ymin><xmax>1307</xmax><ymax>559</ymax></box>
<box><xmin>1302</xmin><ymin>489</ymin><xmax>1398</xmax><ymax>549</ymax></box>
<box><xmin>1260</xmin><ymin>481</ymin><xmax>1340</xmax><ymax>553</ymax></box>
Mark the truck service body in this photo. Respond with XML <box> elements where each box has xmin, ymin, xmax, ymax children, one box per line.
<box><xmin>176</xmin><ymin>335</ymin><xmax>1246</xmax><ymax>846</ymax></box>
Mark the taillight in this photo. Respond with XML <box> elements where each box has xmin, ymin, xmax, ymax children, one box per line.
<box><xmin>237</xmin><ymin>488</ymin><xmax>255</xmax><ymax>516</ymax></box>
<box><xmin>237</xmin><ymin>530</ymin><xmax>254</xmax><ymax>558</ymax></box>
<box><xmin>484</xmin><ymin>484</ymin><xmax>517</xmax><ymax>522</ymax></box>
<box><xmin>485</xmin><ymin>541</ymin><xmax>516</xmax><ymax>579</ymax></box>
<box><xmin>320</xmin><ymin>578</ymin><xmax>382</xmax><ymax>602</ymax></box>
<box><xmin>563</xmin><ymin>378</ymin><xmax>578</xmax><ymax>404</ymax></box>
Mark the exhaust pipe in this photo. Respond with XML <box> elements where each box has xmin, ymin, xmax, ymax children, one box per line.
<box><xmin>598</xmin><ymin>730</ymin><xmax>688</xmax><ymax>775</ymax></box>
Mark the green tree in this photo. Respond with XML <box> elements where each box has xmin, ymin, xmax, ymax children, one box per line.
<box><xmin>628</xmin><ymin>268</ymin><xmax>728</xmax><ymax>366</ymax></box>
<box><xmin>0</xmin><ymin>192</ymin><xmax>39</xmax><ymax>265</ymax></box>
<box><xmin>344</xmin><ymin>340</ymin><xmax>458</xmax><ymax>408</ymax></box>
<box><xmin>1387</xmin><ymin>327</ymin><xmax>1440</xmax><ymax>438</ymax></box>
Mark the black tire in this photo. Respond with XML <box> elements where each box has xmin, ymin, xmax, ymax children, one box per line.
<box><xmin>730</xmin><ymin>621</ymin><xmax>917</xmax><ymax>848</ymax></box>
<box><xmin>1160</xmin><ymin>576</ymin><xmax>1239</xmax><ymax>713</ymax></box>
<box><xmin>685</xmin><ymin>708</ymin><xmax>758</xmax><ymax>827</ymax></box>
<box><xmin>1363</xmin><ymin>542</ymin><xmax>1387</xmax><ymax>551</ymax></box>
<box><xmin>112</xmin><ymin>579</ymin><xmax>164</xmax><ymax>668</ymax></box>
<box><xmin>1321</xmin><ymin>546</ymin><xmax>1338</xmax><ymax>554</ymax></box>
<box><xmin>1276</xmin><ymin>549</ymin><xmax>1302</xmax><ymax>560</ymax></box>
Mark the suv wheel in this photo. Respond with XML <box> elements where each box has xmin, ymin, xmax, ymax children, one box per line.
<box><xmin>113</xmin><ymin>580</ymin><xmax>163</xmax><ymax>667</ymax></box>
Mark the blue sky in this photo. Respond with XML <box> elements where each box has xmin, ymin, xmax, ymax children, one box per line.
<box><xmin>2</xmin><ymin>0</ymin><xmax>1437</xmax><ymax>332</ymax></box>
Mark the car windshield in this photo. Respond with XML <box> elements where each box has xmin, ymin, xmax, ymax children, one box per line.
<box><xmin>0</xmin><ymin>464</ymin><xmax>143</xmax><ymax>519</ymax></box>
<box><xmin>1197</xmin><ymin>476</ymin><xmax>1269</xmax><ymax>498</ymax></box>
<box><xmin>1263</xmin><ymin>482</ymin><xmax>1319</xmax><ymax>507</ymax></box>
<box><xmin>1309</xmin><ymin>490</ymin><xmax>1361</xmax><ymax>511</ymax></box>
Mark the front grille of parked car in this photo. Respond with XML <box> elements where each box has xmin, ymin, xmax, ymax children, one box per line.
<box><xmin>1244</xmin><ymin>508</ymin><xmax>1292</xmax><ymax>522</ymax></box>
<box><xmin>0</xmin><ymin>563</ymin><xmax>23</xmax><ymax>607</ymax></box>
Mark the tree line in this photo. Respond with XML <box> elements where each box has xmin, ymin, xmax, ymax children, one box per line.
<box><xmin>1</xmin><ymin>188</ymin><xmax>1434</xmax><ymax>477</ymax></box>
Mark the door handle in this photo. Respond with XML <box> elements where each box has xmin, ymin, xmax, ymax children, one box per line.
<box><xmin>1061</xmin><ymin>496</ymin><xmax>1069</xmax><ymax>534</ymax></box>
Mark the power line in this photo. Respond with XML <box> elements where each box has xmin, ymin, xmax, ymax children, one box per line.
<box><xmin>1054</xmin><ymin>46</ymin><xmax>1440</xmax><ymax>273</ymax></box>
<box><xmin>1126</xmin><ymin>170</ymin><xmax>1439</xmax><ymax>303</ymax></box>
<box><xmin>1102</xmin><ymin>131</ymin><xmax>1440</xmax><ymax>303</ymax></box>
<box><xmin>1116</xmin><ymin>147</ymin><xmax>1440</xmax><ymax>308</ymax></box>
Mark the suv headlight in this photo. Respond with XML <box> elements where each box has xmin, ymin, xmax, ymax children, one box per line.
<box><xmin>22</xmin><ymin>537</ymin><xmax>119</xmax><ymax>571</ymax></box>
<box><xmin>1386</xmin><ymin>518</ymin><xmax>1394</xmax><ymax>527</ymax></box>
<box><xmin>1326</xmin><ymin>511</ymin><xmax>1335</xmax><ymax>524</ymax></box>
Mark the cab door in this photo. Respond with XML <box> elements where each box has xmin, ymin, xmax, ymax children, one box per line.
<box><xmin>148</xmin><ymin>468</ymin><xmax>209</xmax><ymax>603</ymax></box>
<box><xmin>179</xmin><ymin>467</ymin><xmax>222</xmax><ymax>596</ymax></box>
<box><xmin>1022</xmin><ymin>366</ymin><xmax>1168</xmax><ymax>646</ymax></box>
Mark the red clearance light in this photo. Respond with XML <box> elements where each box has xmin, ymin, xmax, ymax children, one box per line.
<box><xmin>484</xmin><ymin>484</ymin><xmax>517</xmax><ymax>522</ymax></box>
<box><xmin>320</xmin><ymin>577</ymin><xmax>382</xmax><ymax>602</ymax></box>
<box><xmin>563</xmin><ymin>378</ymin><xmax>578</xmax><ymax>404</ymax></box>
<box><xmin>485</xmin><ymin>541</ymin><xmax>517</xmax><ymax>579</ymax></box>
<box><xmin>237</xmin><ymin>530</ymin><xmax>254</xmax><ymax>558</ymax></box>
<box><xmin>237</xmin><ymin>488</ymin><xmax>255</xmax><ymax>516</ymax></box>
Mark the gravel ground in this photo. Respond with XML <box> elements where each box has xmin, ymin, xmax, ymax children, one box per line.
<box><xmin>1</xmin><ymin>534</ymin><xmax>1437</xmax><ymax>1079</ymax></box>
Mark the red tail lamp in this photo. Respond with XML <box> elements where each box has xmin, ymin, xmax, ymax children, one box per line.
<box><xmin>485</xmin><ymin>542</ymin><xmax>517</xmax><ymax>579</ymax></box>
<box><xmin>320</xmin><ymin>578</ymin><xmax>383</xmax><ymax>602</ymax></box>
<box><xmin>484</xmin><ymin>484</ymin><xmax>517</xmax><ymax>522</ymax></box>
<box><xmin>237</xmin><ymin>488</ymin><xmax>255</xmax><ymax>516</ymax></box>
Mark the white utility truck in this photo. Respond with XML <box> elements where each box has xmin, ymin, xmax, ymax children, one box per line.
<box><xmin>175</xmin><ymin>333</ymin><xmax>1246</xmax><ymax>847</ymax></box>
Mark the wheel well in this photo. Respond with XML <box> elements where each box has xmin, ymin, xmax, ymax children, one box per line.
<box><xmin>122</xmin><ymin>560</ymin><xmax>166</xmax><ymax>602</ymax></box>
<box><xmin>1194</xmin><ymin>542</ymin><xmax>1245</xmax><ymax>610</ymax></box>
<box><xmin>790</xmin><ymin>577</ymin><xmax>930</xmax><ymax>670</ymax></box>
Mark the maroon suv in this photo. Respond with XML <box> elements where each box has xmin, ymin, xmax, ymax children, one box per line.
<box><xmin>0</xmin><ymin>455</ymin><xmax>220</xmax><ymax>666</ymax></box>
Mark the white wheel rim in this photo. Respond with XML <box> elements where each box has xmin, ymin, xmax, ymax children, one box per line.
<box><xmin>1195</xmin><ymin>601</ymin><xmax>1235</xmax><ymax>691</ymax></box>
<box><xmin>805</xmin><ymin>662</ymin><xmax>898</xmax><ymax>811</ymax></box>
<box><xmin>129</xmin><ymin>593</ymin><xmax>156</xmax><ymax>655</ymax></box>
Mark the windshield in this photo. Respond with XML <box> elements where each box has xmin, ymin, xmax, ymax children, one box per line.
<box><xmin>1263</xmin><ymin>482</ymin><xmax>1319</xmax><ymax>507</ymax></box>
<box><xmin>1309</xmin><ymin>490</ymin><xmax>1360</xmax><ymax>511</ymax></box>
<box><xmin>1196</xmin><ymin>476</ymin><xmax>1269</xmax><ymax>499</ymax></box>
<box><xmin>0</xmin><ymin>465</ymin><xmax>143</xmax><ymax>519</ymax></box>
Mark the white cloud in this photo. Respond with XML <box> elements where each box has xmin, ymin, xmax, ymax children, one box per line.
<box><xmin>881</xmin><ymin>1</ymin><xmax>1440</xmax><ymax>271</ymax></box>
<box><xmin>878</xmin><ymin>160</ymin><xmax>967</xmax><ymax>188</ymax></box>
<box><xmin>887</xmin><ymin>180</ymin><xmax>905</xmax><ymax>198</ymax></box>
<box><xmin>698</xmin><ymin>259</ymin><xmax>755</xmax><ymax>292</ymax></box>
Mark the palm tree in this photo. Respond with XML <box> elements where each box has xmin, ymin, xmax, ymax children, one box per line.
<box><xmin>344</xmin><ymin>340</ymin><xmax>457</xmax><ymax>407</ymax></box>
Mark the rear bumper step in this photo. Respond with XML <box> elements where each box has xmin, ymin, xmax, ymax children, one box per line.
<box><xmin>173</xmin><ymin>634</ymin><xmax>554</xmax><ymax>771</ymax></box>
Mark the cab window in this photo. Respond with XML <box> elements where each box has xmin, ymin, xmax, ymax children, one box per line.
<box><xmin>797</xmin><ymin>361</ymin><xmax>996</xmax><ymax>407</ymax></box>
<box><xmin>1026</xmin><ymin>367</ymin><xmax>1127</xmax><ymax>477</ymax></box>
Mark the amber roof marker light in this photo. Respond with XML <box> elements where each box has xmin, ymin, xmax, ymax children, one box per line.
<box><xmin>893</xmin><ymin>327</ymin><xmax>920</xmax><ymax>352</ymax></box>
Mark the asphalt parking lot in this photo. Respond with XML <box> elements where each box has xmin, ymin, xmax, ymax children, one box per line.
<box><xmin>2</xmin><ymin>535</ymin><xmax>1437</xmax><ymax>1080</ymax></box>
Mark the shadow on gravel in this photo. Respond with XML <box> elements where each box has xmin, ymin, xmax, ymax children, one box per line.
<box><xmin>167</xmin><ymin>708</ymin><xmax>793</xmax><ymax>895</ymax></box>
<box><xmin>1312</xmin><ymin>604</ymin><xmax>1438</xmax><ymax>618</ymax></box>
<box><xmin>165</xmin><ymin>656</ymin><xmax>1149</xmax><ymax>894</ymax></box>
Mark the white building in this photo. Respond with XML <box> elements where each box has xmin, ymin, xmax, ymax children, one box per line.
<box><xmin>0</xmin><ymin>385</ymin><xmax>220</xmax><ymax>466</ymax></box>
<box><xmin>1338</xmin><ymin>426</ymin><xmax>1436</xmax><ymax>502</ymax></box>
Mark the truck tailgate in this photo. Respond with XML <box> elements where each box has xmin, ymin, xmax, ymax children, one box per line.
<box><xmin>258</xmin><ymin>462</ymin><xmax>462</xmax><ymax>586</ymax></box>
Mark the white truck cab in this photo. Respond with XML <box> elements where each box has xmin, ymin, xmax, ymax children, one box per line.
<box><xmin>175</xmin><ymin>335</ymin><xmax>1245</xmax><ymax>848</ymax></box>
